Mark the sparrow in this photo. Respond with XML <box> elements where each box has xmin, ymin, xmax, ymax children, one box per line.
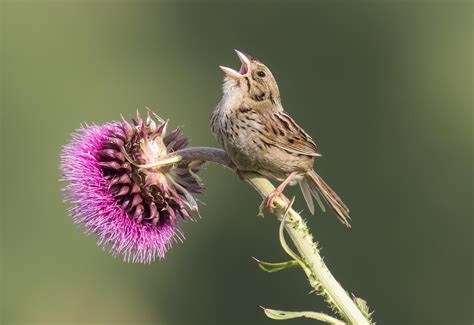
<box><xmin>211</xmin><ymin>50</ymin><xmax>350</xmax><ymax>227</ymax></box>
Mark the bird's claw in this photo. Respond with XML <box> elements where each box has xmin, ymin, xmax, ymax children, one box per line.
<box><xmin>264</xmin><ymin>190</ymin><xmax>287</xmax><ymax>214</ymax></box>
<box><xmin>235</xmin><ymin>168</ymin><xmax>245</xmax><ymax>181</ymax></box>
<box><xmin>264</xmin><ymin>192</ymin><xmax>277</xmax><ymax>213</ymax></box>
<box><xmin>229</xmin><ymin>162</ymin><xmax>245</xmax><ymax>181</ymax></box>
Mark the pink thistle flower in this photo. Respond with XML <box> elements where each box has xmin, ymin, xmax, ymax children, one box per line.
<box><xmin>60</xmin><ymin>112</ymin><xmax>203</xmax><ymax>263</ymax></box>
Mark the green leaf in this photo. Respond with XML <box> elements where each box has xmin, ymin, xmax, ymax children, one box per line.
<box><xmin>254</xmin><ymin>258</ymin><xmax>299</xmax><ymax>273</ymax></box>
<box><xmin>261</xmin><ymin>307</ymin><xmax>345</xmax><ymax>325</ymax></box>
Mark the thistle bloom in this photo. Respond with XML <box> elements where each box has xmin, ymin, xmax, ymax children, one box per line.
<box><xmin>60</xmin><ymin>112</ymin><xmax>202</xmax><ymax>263</ymax></box>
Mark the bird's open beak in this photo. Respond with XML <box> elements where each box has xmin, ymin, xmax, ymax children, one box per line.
<box><xmin>219</xmin><ymin>50</ymin><xmax>251</xmax><ymax>79</ymax></box>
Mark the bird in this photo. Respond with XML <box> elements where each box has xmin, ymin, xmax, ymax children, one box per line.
<box><xmin>211</xmin><ymin>50</ymin><xmax>350</xmax><ymax>227</ymax></box>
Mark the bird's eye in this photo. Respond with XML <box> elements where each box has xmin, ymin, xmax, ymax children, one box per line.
<box><xmin>256</xmin><ymin>70</ymin><xmax>266</xmax><ymax>78</ymax></box>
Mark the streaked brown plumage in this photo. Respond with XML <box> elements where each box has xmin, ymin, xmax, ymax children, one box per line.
<box><xmin>211</xmin><ymin>50</ymin><xmax>350</xmax><ymax>226</ymax></box>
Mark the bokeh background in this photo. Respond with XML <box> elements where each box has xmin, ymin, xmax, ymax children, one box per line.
<box><xmin>1</xmin><ymin>0</ymin><xmax>472</xmax><ymax>324</ymax></box>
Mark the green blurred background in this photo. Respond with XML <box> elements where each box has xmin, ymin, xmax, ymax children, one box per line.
<box><xmin>1</xmin><ymin>0</ymin><xmax>472</xmax><ymax>324</ymax></box>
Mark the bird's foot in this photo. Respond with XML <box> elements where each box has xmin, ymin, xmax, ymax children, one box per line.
<box><xmin>235</xmin><ymin>168</ymin><xmax>245</xmax><ymax>181</ymax></box>
<box><xmin>229</xmin><ymin>162</ymin><xmax>245</xmax><ymax>181</ymax></box>
<box><xmin>264</xmin><ymin>189</ymin><xmax>287</xmax><ymax>214</ymax></box>
<box><xmin>262</xmin><ymin>172</ymin><xmax>298</xmax><ymax>214</ymax></box>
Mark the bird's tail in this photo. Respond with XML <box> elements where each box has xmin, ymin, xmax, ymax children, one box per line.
<box><xmin>299</xmin><ymin>170</ymin><xmax>351</xmax><ymax>227</ymax></box>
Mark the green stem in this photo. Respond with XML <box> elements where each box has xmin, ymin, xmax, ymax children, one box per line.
<box><xmin>175</xmin><ymin>147</ymin><xmax>370</xmax><ymax>324</ymax></box>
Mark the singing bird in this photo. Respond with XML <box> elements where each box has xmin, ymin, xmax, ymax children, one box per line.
<box><xmin>211</xmin><ymin>50</ymin><xmax>350</xmax><ymax>227</ymax></box>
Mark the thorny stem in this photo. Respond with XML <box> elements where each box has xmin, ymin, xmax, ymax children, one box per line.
<box><xmin>175</xmin><ymin>147</ymin><xmax>370</xmax><ymax>324</ymax></box>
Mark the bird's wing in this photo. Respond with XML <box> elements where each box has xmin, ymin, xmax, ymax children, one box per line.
<box><xmin>258</xmin><ymin>111</ymin><xmax>321</xmax><ymax>157</ymax></box>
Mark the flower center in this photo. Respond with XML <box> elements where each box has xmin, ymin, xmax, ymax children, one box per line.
<box><xmin>98</xmin><ymin>114</ymin><xmax>201</xmax><ymax>228</ymax></box>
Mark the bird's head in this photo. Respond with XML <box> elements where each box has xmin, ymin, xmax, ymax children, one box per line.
<box><xmin>220</xmin><ymin>50</ymin><xmax>281</xmax><ymax>107</ymax></box>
